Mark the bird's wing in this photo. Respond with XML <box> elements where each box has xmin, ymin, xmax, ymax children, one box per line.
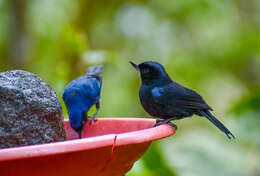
<box><xmin>63</xmin><ymin>77</ymin><xmax>101</xmax><ymax>106</ymax></box>
<box><xmin>151</xmin><ymin>82</ymin><xmax>212</xmax><ymax>110</ymax></box>
<box><xmin>79</xmin><ymin>78</ymin><xmax>101</xmax><ymax>101</ymax></box>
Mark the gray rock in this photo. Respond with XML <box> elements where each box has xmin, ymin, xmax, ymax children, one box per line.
<box><xmin>0</xmin><ymin>70</ymin><xmax>66</xmax><ymax>149</ymax></box>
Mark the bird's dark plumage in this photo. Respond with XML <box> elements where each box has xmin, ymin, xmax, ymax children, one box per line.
<box><xmin>130</xmin><ymin>61</ymin><xmax>235</xmax><ymax>139</ymax></box>
<box><xmin>63</xmin><ymin>65</ymin><xmax>103</xmax><ymax>138</ymax></box>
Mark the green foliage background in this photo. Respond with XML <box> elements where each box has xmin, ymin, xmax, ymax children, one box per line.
<box><xmin>1</xmin><ymin>0</ymin><xmax>260</xmax><ymax>175</ymax></box>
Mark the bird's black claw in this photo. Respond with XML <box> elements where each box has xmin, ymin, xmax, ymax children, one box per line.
<box><xmin>153</xmin><ymin>119</ymin><xmax>178</xmax><ymax>130</ymax></box>
<box><xmin>88</xmin><ymin>116</ymin><xmax>97</xmax><ymax>125</ymax></box>
<box><xmin>155</xmin><ymin>119</ymin><xmax>163</xmax><ymax>123</ymax></box>
<box><xmin>153</xmin><ymin>122</ymin><xmax>162</xmax><ymax>127</ymax></box>
<box><xmin>154</xmin><ymin>119</ymin><xmax>163</xmax><ymax>127</ymax></box>
<box><xmin>167</xmin><ymin>122</ymin><xmax>178</xmax><ymax>130</ymax></box>
<box><xmin>82</xmin><ymin>120</ymin><xmax>87</xmax><ymax>125</ymax></box>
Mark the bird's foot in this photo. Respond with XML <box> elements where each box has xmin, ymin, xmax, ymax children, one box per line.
<box><xmin>154</xmin><ymin>119</ymin><xmax>162</xmax><ymax>126</ymax></box>
<box><xmin>82</xmin><ymin>119</ymin><xmax>87</xmax><ymax>125</ymax></box>
<box><xmin>153</xmin><ymin>118</ymin><xmax>178</xmax><ymax>130</ymax></box>
<box><xmin>166</xmin><ymin>122</ymin><xmax>178</xmax><ymax>130</ymax></box>
<box><xmin>88</xmin><ymin>116</ymin><xmax>98</xmax><ymax>125</ymax></box>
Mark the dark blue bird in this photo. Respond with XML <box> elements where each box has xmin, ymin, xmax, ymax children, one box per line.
<box><xmin>63</xmin><ymin>65</ymin><xmax>103</xmax><ymax>138</ymax></box>
<box><xmin>130</xmin><ymin>61</ymin><xmax>235</xmax><ymax>139</ymax></box>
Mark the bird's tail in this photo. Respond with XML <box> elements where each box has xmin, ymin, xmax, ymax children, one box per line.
<box><xmin>199</xmin><ymin>110</ymin><xmax>235</xmax><ymax>139</ymax></box>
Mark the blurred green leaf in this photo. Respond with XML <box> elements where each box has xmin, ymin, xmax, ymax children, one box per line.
<box><xmin>230</xmin><ymin>90</ymin><xmax>260</xmax><ymax>115</ymax></box>
<box><xmin>141</xmin><ymin>142</ymin><xmax>177</xmax><ymax>176</ymax></box>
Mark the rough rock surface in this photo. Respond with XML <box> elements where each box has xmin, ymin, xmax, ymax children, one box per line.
<box><xmin>0</xmin><ymin>70</ymin><xmax>66</xmax><ymax>149</ymax></box>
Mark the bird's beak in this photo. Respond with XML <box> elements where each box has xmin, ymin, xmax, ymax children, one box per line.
<box><xmin>76</xmin><ymin>130</ymin><xmax>82</xmax><ymax>139</ymax></box>
<box><xmin>129</xmin><ymin>61</ymin><xmax>140</xmax><ymax>71</ymax></box>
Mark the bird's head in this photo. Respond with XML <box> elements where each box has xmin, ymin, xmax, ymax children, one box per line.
<box><xmin>68</xmin><ymin>110</ymin><xmax>84</xmax><ymax>138</ymax></box>
<box><xmin>71</xmin><ymin>120</ymin><xmax>83</xmax><ymax>139</ymax></box>
<box><xmin>86</xmin><ymin>65</ymin><xmax>104</xmax><ymax>77</ymax></box>
<box><xmin>130</xmin><ymin>61</ymin><xmax>171</xmax><ymax>84</ymax></box>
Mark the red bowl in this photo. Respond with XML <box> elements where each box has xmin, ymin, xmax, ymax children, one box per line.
<box><xmin>0</xmin><ymin>118</ymin><xmax>175</xmax><ymax>176</ymax></box>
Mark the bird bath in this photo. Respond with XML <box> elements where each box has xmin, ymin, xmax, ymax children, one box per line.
<box><xmin>0</xmin><ymin>118</ymin><xmax>175</xmax><ymax>176</ymax></box>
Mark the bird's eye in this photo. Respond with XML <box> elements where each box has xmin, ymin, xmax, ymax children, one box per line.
<box><xmin>142</xmin><ymin>68</ymin><xmax>150</xmax><ymax>74</ymax></box>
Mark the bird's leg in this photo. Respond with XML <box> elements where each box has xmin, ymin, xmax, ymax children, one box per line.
<box><xmin>155</xmin><ymin>118</ymin><xmax>164</xmax><ymax>124</ymax></box>
<box><xmin>154</xmin><ymin>118</ymin><xmax>178</xmax><ymax>130</ymax></box>
<box><xmin>82</xmin><ymin>111</ymin><xmax>88</xmax><ymax>125</ymax></box>
<box><xmin>166</xmin><ymin>121</ymin><xmax>178</xmax><ymax>130</ymax></box>
<box><xmin>89</xmin><ymin>102</ymin><xmax>99</xmax><ymax>125</ymax></box>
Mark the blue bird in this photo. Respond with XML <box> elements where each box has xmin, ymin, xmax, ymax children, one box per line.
<box><xmin>130</xmin><ymin>61</ymin><xmax>235</xmax><ymax>139</ymax></box>
<box><xmin>63</xmin><ymin>65</ymin><xmax>103</xmax><ymax>138</ymax></box>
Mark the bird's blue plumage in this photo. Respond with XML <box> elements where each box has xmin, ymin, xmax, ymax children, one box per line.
<box><xmin>63</xmin><ymin>65</ymin><xmax>103</xmax><ymax>138</ymax></box>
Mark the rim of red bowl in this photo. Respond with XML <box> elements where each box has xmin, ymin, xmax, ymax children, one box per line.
<box><xmin>0</xmin><ymin>118</ymin><xmax>175</xmax><ymax>162</ymax></box>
